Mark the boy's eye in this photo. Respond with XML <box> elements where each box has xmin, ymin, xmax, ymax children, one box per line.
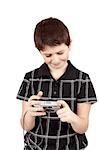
<box><xmin>57</xmin><ymin>52</ymin><xmax>63</xmax><ymax>55</ymax></box>
<box><xmin>45</xmin><ymin>54</ymin><xmax>52</xmax><ymax>57</ymax></box>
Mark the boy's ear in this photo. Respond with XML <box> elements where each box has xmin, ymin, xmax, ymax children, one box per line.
<box><xmin>69</xmin><ymin>39</ymin><xmax>72</xmax><ymax>46</ymax></box>
<box><xmin>40</xmin><ymin>50</ymin><xmax>44</xmax><ymax>57</ymax></box>
<box><xmin>40</xmin><ymin>50</ymin><xmax>43</xmax><ymax>54</ymax></box>
<box><xmin>68</xmin><ymin>39</ymin><xmax>72</xmax><ymax>50</ymax></box>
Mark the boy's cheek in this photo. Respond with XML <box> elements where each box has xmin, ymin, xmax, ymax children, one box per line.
<box><xmin>61</xmin><ymin>55</ymin><xmax>69</xmax><ymax>61</ymax></box>
<box><xmin>44</xmin><ymin>58</ymin><xmax>51</xmax><ymax>64</ymax></box>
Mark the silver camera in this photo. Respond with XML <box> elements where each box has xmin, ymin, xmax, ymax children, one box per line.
<box><xmin>34</xmin><ymin>100</ymin><xmax>60</xmax><ymax>112</ymax></box>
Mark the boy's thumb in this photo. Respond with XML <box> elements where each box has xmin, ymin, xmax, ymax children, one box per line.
<box><xmin>37</xmin><ymin>91</ymin><xmax>43</xmax><ymax>97</ymax></box>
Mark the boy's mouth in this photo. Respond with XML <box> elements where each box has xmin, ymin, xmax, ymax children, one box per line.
<box><xmin>51</xmin><ymin>64</ymin><xmax>61</xmax><ymax>68</ymax></box>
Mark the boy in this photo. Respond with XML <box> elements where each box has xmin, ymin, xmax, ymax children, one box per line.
<box><xmin>16</xmin><ymin>17</ymin><xmax>97</xmax><ymax>150</ymax></box>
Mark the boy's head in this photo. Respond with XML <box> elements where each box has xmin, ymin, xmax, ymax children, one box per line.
<box><xmin>34</xmin><ymin>17</ymin><xmax>71</xmax><ymax>51</ymax></box>
<box><xmin>34</xmin><ymin>17</ymin><xmax>71</xmax><ymax>71</ymax></box>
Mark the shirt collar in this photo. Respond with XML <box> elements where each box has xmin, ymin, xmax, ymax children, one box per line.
<box><xmin>37</xmin><ymin>60</ymin><xmax>74</xmax><ymax>80</ymax></box>
<box><xmin>37</xmin><ymin>63</ymin><xmax>51</xmax><ymax>78</ymax></box>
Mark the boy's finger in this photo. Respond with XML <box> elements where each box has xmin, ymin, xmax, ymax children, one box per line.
<box><xmin>31</xmin><ymin>112</ymin><xmax>46</xmax><ymax>117</ymax></box>
<box><xmin>56</xmin><ymin>108</ymin><xmax>65</xmax><ymax>115</ymax></box>
<box><xmin>37</xmin><ymin>91</ymin><xmax>43</xmax><ymax>97</ymax></box>
<box><xmin>57</xmin><ymin>100</ymin><xmax>67</xmax><ymax>108</ymax></box>
<box><xmin>29</xmin><ymin>100</ymin><xmax>41</xmax><ymax>106</ymax></box>
<box><xmin>30</xmin><ymin>106</ymin><xmax>45</xmax><ymax>112</ymax></box>
<box><xmin>28</xmin><ymin>91</ymin><xmax>43</xmax><ymax>101</ymax></box>
<box><xmin>28</xmin><ymin>95</ymin><xmax>40</xmax><ymax>101</ymax></box>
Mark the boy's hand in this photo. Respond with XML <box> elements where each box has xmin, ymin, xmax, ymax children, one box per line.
<box><xmin>27</xmin><ymin>91</ymin><xmax>46</xmax><ymax>117</ymax></box>
<box><xmin>56</xmin><ymin>100</ymin><xmax>74</xmax><ymax>123</ymax></box>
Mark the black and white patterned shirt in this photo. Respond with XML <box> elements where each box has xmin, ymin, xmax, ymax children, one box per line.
<box><xmin>16</xmin><ymin>60</ymin><xmax>97</xmax><ymax>150</ymax></box>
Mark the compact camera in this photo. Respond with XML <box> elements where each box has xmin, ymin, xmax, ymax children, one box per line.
<box><xmin>34</xmin><ymin>100</ymin><xmax>60</xmax><ymax>112</ymax></box>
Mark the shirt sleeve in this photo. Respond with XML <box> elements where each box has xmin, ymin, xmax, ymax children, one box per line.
<box><xmin>77</xmin><ymin>74</ymin><xmax>97</xmax><ymax>104</ymax></box>
<box><xmin>16</xmin><ymin>73</ymin><xmax>32</xmax><ymax>101</ymax></box>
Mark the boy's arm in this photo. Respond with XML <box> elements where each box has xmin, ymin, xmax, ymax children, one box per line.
<box><xmin>70</xmin><ymin>103</ymin><xmax>91</xmax><ymax>134</ymax></box>
<box><xmin>56</xmin><ymin>100</ymin><xmax>91</xmax><ymax>134</ymax></box>
<box><xmin>20</xmin><ymin>91</ymin><xmax>46</xmax><ymax>132</ymax></box>
<box><xmin>20</xmin><ymin>101</ymin><xmax>36</xmax><ymax>132</ymax></box>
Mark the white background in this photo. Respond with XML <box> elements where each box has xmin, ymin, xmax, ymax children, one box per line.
<box><xmin>0</xmin><ymin>0</ymin><xmax>100</xmax><ymax>149</ymax></box>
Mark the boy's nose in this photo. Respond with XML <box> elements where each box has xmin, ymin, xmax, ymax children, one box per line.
<box><xmin>51</xmin><ymin>56</ymin><xmax>59</xmax><ymax>64</ymax></box>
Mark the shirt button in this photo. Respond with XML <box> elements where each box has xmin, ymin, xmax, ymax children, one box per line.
<box><xmin>54</xmin><ymin>91</ymin><xmax>57</xmax><ymax>94</ymax></box>
<box><xmin>54</xmin><ymin>84</ymin><xmax>58</xmax><ymax>87</ymax></box>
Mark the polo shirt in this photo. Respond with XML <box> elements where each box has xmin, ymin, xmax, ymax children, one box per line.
<box><xmin>16</xmin><ymin>60</ymin><xmax>97</xmax><ymax>150</ymax></box>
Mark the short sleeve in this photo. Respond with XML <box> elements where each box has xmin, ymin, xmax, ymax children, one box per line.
<box><xmin>77</xmin><ymin>74</ymin><xmax>97</xmax><ymax>104</ymax></box>
<box><xmin>16</xmin><ymin>73</ymin><xmax>32</xmax><ymax>101</ymax></box>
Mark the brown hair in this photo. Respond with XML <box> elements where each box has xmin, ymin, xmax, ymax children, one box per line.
<box><xmin>34</xmin><ymin>17</ymin><xmax>71</xmax><ymax>51</ymax></box>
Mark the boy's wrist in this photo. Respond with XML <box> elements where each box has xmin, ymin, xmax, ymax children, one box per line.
<box><xmin>70</xmin><ymin>111</ymin><xmax>79</xmax><ymax>124</ymax></box>
<box><xmin>25</xmin><ymin>110</ymin><xmax>36</xmax><ymax>119</ymax></box>
<box><xmin>21</xmin><ymin>110</ymin><xmax>36</xmax><ymax>130</ymax></box>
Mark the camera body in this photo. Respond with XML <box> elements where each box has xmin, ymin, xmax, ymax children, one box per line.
<box><xmin>34</xmin><ymin>100</ymin><xmax>60</xmax><ymax>112</ymax></box>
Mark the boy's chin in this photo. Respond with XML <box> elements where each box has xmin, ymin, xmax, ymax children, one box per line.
<box><xmin>49</xmin><ymin>64</ymin><xmax>62</xmax><ymax>70</ymax></box>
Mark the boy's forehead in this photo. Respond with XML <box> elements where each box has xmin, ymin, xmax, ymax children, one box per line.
<box><xmin>42</xmin><ymin>43</ymin><xmax>68</xmax><ymax>53</ymax></box>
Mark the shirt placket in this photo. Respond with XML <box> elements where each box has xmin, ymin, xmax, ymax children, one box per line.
<box><xmin>52</xmin><ymin>81</ymin><xmax>59</xmax><ymax>98</ymax></box>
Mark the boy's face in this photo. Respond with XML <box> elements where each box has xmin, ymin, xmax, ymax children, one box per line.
<box><xmin>40</xmin><ymin>43</ymin><xmax>70</xmax><ymax>71</ymax></box>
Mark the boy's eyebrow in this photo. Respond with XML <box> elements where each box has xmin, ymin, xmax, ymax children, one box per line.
<box><xmin>44</xmin><ymin>50</ymin><xmax>64</xmax><ymax>55</ymax></box>
<box><xmin>56</xmin><ymin>50</ymin><xmax>64</xmax><ymax>53</ymax></box>
<box><xmin>43</xmin><ymin>53</ymin><xmax>52</xmax><ymax>55</ymax></box>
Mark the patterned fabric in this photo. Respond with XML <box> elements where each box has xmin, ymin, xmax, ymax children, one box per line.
<box><xmin>17</xmin><ymin>60</ymin><xmax>97</xmax><ymax>150</ymax></box>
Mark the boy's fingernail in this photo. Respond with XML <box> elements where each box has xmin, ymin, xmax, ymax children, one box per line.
<box><xmin>38</xmin><ymin>91</ymin><xmax>43</xmax><ymax>96</ymax></box>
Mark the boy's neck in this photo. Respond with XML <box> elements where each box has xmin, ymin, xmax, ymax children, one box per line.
<box><xmin>49</xmin><ymin>62</ymin><xmax>68</xmax><ymax>80</ymax></box>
